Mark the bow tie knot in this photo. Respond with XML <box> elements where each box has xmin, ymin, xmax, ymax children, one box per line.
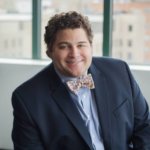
<box><xmin>66</xmin><ymin>74</ymin><xmax>95</xmax><ymax>94</ymax></box>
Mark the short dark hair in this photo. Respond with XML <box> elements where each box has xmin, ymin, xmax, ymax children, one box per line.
<box><xmin>44</xmin><ymin>11</ymin><xmax>93</xmax><ymax>51</ymax></box>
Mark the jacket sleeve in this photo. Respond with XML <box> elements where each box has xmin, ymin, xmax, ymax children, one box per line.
<box><xmin>11</xmin><ymin>91</ymin><xmax>45</xmax><ymax>150</ymax></box>
<box><xmin>125</xmin><ymin>62</ymin><xmax>150</xmax><ymax>150</ymax></box>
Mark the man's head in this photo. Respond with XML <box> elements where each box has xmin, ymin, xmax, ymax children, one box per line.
<box><xmin>44</xmin><ymin>11</ymin><xmax>93</xmax><ymax>51</ymax></box>
<box><xmin>44</xmin><ymin>11</ymin><xmax>93</xmax><ymax>77</ymax></box>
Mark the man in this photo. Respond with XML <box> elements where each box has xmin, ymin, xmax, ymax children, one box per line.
<box><xmin>12</xmin><ymin>11</ymin><xmax>150</xmax><ymax>150</ymax></box>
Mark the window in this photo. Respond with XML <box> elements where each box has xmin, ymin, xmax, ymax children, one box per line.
<box><xmin>4</xmin><ymin>40</ymin><xmax>8</xmax><ymax>49</ymax></box>
<box><xmin>1</xmin><ymin>0</ymin><xmax>149</xmax><ymax>65</ymax></box>
<box><xmin>127</xmin><ymin>52</ymin><xmax>132</xmax><ymax>61</ymax></box>
<box><xmin>128</xmin><ymin>25</ymin><xmax>133</xmax><ymax>32</ymax></box>
<box><xmin>0</xmin><ymin>0</ymin><xmax>32</xmax><ymax>59</ymax></box>
<box><xmin>19</xmin><ymin>22</ymin><xmax>24</xmax><ymax>31</ymax></box>
<box><xmin>128</xmin><ymin>39</ymin><xmax>132</xmax><ymax>47</ymax></box>
<box><xmin>112</xmin><ymin>0</ymin><xmax>150</xmax><ymax>64</ymax></box>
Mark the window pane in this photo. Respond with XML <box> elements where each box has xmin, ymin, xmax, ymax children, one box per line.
<box><xmin>41</xmin><ymin>0</ymin><xmax>103</xmax><ymax>59</ymax></box>
<box><xmin>112</xmin><ymin>0</ymin><xmax>150</xmax><ymax>64</ymax></box>
<box><xmin>0</xmin><ymin>0</ymin><xmax>32</xmax><ymax>59</ymax></box>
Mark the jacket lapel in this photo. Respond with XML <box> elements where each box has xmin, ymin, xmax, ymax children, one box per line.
<box><xmin>48</xmin><ymin>62</ymin><xmax>112</xmax><ymax>149</ymax></box>
<box><xmin>89</xmin><ymin>63</ymin><xmax>112</xmax><ymax>150</ymax></box>
<box><xmin>48</xmin><ymin>64</ymin><xmax>93</xmax><ymax>150</ymax></box>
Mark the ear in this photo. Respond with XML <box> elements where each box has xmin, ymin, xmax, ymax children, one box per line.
<box><xmin>46</xmin><ymin>49</ymin><xmax>52</xmax><ymax>58</ymax></box>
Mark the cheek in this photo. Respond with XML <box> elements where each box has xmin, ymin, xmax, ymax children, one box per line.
<box><xmin>54</xmin><ymin>53</ymin><xmax>67</xmax><ymax>66</ymax></box>
<box><xmin>52</xmin><ymin>51</ymin><xmax>64</xmax><ymax>59</ymax></box>
<box><xmin>84</xmin><ymin>50</ymin><xmax>92</xmax><ymax>59</ymax></box>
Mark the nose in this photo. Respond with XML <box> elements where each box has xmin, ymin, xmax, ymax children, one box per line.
<box><xmin>69</xmin><ymin>46</ymin><xmax>80</xmax><ymax>57</ymax></box>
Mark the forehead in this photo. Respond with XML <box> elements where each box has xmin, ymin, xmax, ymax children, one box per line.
<box><xmin>54</xmin><ymin>28</ymin><xmax>89</xmax><ymax>43</ymax></box>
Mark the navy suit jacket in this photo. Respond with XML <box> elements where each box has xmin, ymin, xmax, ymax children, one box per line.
<box><xmin>12</xmin><ymin>57</ymin><xmax>150</xmax><ymax>150</ymax></box>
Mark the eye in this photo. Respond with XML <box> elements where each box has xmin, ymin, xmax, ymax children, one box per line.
<box><xmin>78</xmin><ymin>44</ymin><xmax>86</xmax><ymax>48</ymax></box>
<box><xmin>59</xmin><ymin>44</ymin><xmax>68</xmax><ymax>49</ymax></box>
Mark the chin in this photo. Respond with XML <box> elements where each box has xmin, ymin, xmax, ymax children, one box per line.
<box><xmin>71</xmin><ymin>72</ymin><xmax>85</xmax><ymax>77</ymax></box>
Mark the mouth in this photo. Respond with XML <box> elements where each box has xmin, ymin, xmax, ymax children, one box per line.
<box><xmin>66</xmin><ymin>59</ymin><xmax>83</xmax><ymax>65</ymax></box>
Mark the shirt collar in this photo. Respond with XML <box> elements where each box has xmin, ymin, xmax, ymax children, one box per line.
<box><xmin>54</xmin><ymin>65</ymin><xmax>87</xmax><ymax>83</ymax></box>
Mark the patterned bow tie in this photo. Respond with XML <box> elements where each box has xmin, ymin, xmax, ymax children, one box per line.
<box><xmin>66</xmin><ymin>74</ymin><xmax>95</xmax><ymax>94</ymax></box>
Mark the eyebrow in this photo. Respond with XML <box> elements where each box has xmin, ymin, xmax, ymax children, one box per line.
<box><xmin>58</xmin><ymin>41</ymin><xmax>88</xmax><ymax>45</ymax></box>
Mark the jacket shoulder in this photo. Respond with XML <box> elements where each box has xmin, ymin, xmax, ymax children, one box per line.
<box><xmin>13</xmin><ymin>64</ymin><xmax>52</xmax><ymax>95</ymax></box>
<box><xmin>92</xmin><ymin>57</ymin><xmax>126</xmax><ymax>66</ymax></box>
<box><xmin>92</xmin><ymin>57</ymin><xmax>128</xmax><ymax>71</ymax></box>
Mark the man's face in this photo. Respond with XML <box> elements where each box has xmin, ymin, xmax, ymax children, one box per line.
<box><xmin>48</xmin><ymin>28</ymin><xmax>92</xmax><ymax>77</ymax></box>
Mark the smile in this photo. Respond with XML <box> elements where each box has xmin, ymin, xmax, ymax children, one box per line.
<box><xmin>66</xmin><ymin>60</ymin><xmax>83</xmax><ymax>65</ymax></box>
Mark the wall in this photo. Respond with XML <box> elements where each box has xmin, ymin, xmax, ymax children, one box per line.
<box><xmin>0</xmin><ymin>60</ymin><xmax>150</xmax><ymax>149</ymax></box>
